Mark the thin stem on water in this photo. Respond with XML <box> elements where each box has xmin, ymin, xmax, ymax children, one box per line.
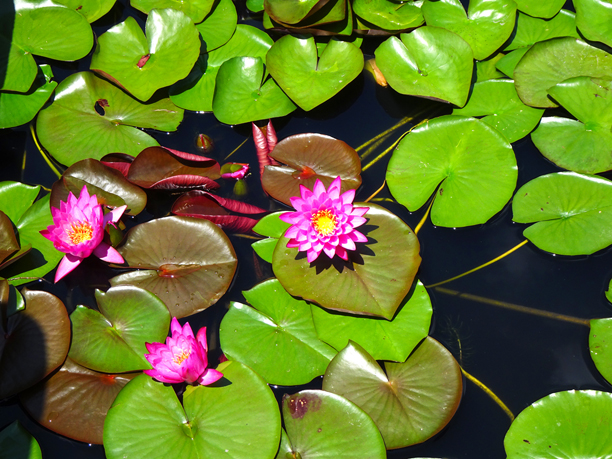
<box><xmin>461</xmin><ymin>368</ymin><xmax>515</xmax><ymax>422</ymax></box>
<box><xmin>414</xmin><ymin>198</ymin><xmax>434</xmax><ymax>235</ymax></box>
<box><xmin>364</xmin><ymin>180</ymin><xmax>386</xmax><ymax>203</ymax></box>
<box><xmin>426</xmin><ymin>240</ymin><xmax>530</xmax><ymax>288</ymax></box>
<box><xmin>224</xmin><ymin>137</ymin><xmax>250</xmax><ymax>160</ymax></box>
<box><xmin>30</xmin><ymin>123</ymin><xmax>62</xmax><ymax>179</ymax></box>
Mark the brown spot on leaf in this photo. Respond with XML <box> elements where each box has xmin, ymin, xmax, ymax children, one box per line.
<box><xmin>137</xmin><ymin>54</ymin><xmax>151</xmax><ymax>68</ymax></box>
<box><xmin>439</xmin><ymin>188</ymin><xmax>443</xmax><ymax>195</ymax></box>
<box><xmin>284</xmin><ymin>393</ymin><xmax>321</xmax><ymax>419</ymax></box>
<box><xmin>523</xmin><ymin>439</ymin><xmax>531</xmax><ymax>444</ymax></box>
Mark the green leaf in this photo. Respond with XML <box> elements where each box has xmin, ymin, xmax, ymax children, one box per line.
<box><xmin>251</xmin><ymin>212</ymin><xmax>290</xmax><ymax>263</ymax></box>
<box><xmin>589</xmin><ymin>318</ymin><xmax>612</xmax><ymax>385</ymax></box>
<box><xmin>36</xmin><ymin>71</ymin><xmax>183</xmax><ymax>166</ymax></box>
<box><xmin>219</xmin><ymin>278</ymin><xmax>337</xmax><ymax>385</ymax></box>
<box><xmin>513</xmin><ymin>0</ymin><xmax>564</xmax><ymax>18</ymax></box>
<box><xmin>273</xmin><ymin>203</ymin><xmax>421</xmax><ymax>320</ymax></box>
<box><xmin>503</xmin><ymin>10</ymin><xmax>578</xmax><ymax>52</ymax></box>
<box><xmin>607</xmin><ymin>278</ymin><xmax>612</xmax><ymax>303</ymax></box>
<box><xmin>110</xmin><ymin>216</ymin><xmax>237</xmax><ymax>318</ymax></box>
<box><xmin>69</xmin><ymin>286</ymin><xmax>170</xmax><ymax>373</ymax></box>
<box><xmin>323</xmin><ymin>338</ymin><xmax>462</xmax><ymax>449</ymax></box>
<box><xmin>422</xmin><ymin>0</ymin><xmax>517</xmax><ymax>60</ymax></box>
<box><xmin>264</xmin><ymin>0</ymin><xmax>320</xmax><ymax>24</ymax></box>
<box><xmin>282</xmin><ymin>390</ymin><xmax>386</xmax><ymax>459</ymax></box>
<box><xmin>387</xmin><ymin>115</ymin><xmax>517</xmax><ymax>227</ymax></box>
<box><xmin>212</xmin><ymin>56</ymin><xmax>296</xmax><ymax>124</ymax></box>
<box><xmin>374</xmin><ymin>26</ymin><xmax>473</xmax><ymax>107</ymax></box>
<box><xmin>512</xmin><ymin>172</ymin><xmax>612</xmax><ymax>255</ymax></box>
<box><xmin>504</xmin><ymin>390</ymin><xmax>612</xmax><ymax>458</ymax></box>
<box><xmin>195</xmin><ymin>0</ymin><xmax>237</xmax><ymax>52</ymax></box>
<box><xmin>452</xmin><ymin>79</ymin><xmax>544</xmax><ymax>143</ymax></box>
<box><xmin>514</xmin><ymin>37</ymin><xmax>612</xmax><ymax>108</ymax></box>
<box><xmin>0</xmin><ymin>421</ymin><xmax>41</xmax><ymax>459</ymax></box>
<box><xmin>90</xmin><ymin>9</ymin><xmax>201</xmax><ymax>101</ymax></box>
<box><xmin>104</xmin><ymin>362</ymin><xmax>281</xmax><ymax>459</ymax></box>
<box><xmin>312</xmin><ymin>280</ymin><xmax>432</xmax><ymax>362</ymax></box>
<box><xmin>575</xmin><ymin>0</ymin><xmax>612</xmax><ymax>47</ymax></box>
<box><xmin>131</xmin><ymin>0</ymin><xmax>215</xmax><ymax>22</ymax></box>
<box><xmin>266</xmin><ymin>35</ymin><xmax>364</xmax><ymax>111</ymax></box>
<box><xmin>475</xmin><ymin>52</ymin><xmax>506</xmax><ymax>82</ymax></box>
<box><xmin>0</xmin><ymin>181</ymin><xmax>39</xmax><ymax>226</ymax></box>
<box><xmin>495</xmin><ymin>47</ymin><xmax>529</xmax><ymax>78</ymax></box>
<box><xmin>54</xmin><ymin>0</ymin><xmax>117</xmax><ymax>22</ymax></box>
<box><xmin>352</xmin><ymin>0</ymin><xmax>423</xmax><ymax>31</ymax></box>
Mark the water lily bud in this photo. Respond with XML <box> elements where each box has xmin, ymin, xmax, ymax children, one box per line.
<box><xmin>196</xmin><ymin>134</ymin><xmax>214</xmax><ymax>153</ymax></box>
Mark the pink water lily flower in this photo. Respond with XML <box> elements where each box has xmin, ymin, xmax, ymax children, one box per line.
<box><xmin>279</xmin><ymin>176</ymin><xmax>368</xmax><ymax>263</ymax></box>
<box><xmin>144</xmin><ymin>317</ymin><xmax>223</xmax><ymax>386</ymax></box>
<box><xmin>40</xmin><ymin>185</ymin><xmax>126</xmax><ymax>282</ymax></box>
<box><xmin>221</xmin><ymin>163</ymin><xmax>249</xmax><ymax>180</ymax></box>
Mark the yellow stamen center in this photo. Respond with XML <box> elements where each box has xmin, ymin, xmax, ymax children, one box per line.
<box><xmin>311</xmin><ymin>210</ymin><xmax>338</xmax><ymax>236</ymax></box>
<box><xmin>68</xmin><ymin>221</ymin><xmax>94</xmax><ymax>245</ymax></box>
<box><xmin>173</xmin><ymin>349</ymin><xmax>191</xmax><ymax>365</ymax></box>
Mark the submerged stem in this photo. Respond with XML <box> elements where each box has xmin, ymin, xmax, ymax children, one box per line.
<box><xmin>224</xmin><ymin>137</ymin><xmax>250</xmax><ymax>160</ymax></box>
<box><xmin>414</xmin><ymin>198</ymin><xmax>434</xmax><ymax>235</ymax></box>
<box><xmin>461</xmin><ymin>368</ymin><xmax>515</xmax><ymax>422</ymax></box>
<box><xmin>29</xmin><ymin>123</ymin><xmax>62</xmax><ymax>179</ymax></box>
<box><xmin>364</xmin><ymin>180</ymin><xmax>386</xmax><ymax>203</ymax></box>
<box><xmin>426</xmin><ymin>240</ymin><xmax>529</xmax><ymax>288</ymax></box>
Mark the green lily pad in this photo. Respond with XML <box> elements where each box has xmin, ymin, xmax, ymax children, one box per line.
<box><xmin>264</xmin><ymin>0</ymin><xmax>322</xmax><ymax>24</ymax></box>
<box><xmin>247</xmin><ymin>0</ymin><xmax>263</xmax><ymax>12</ymax></box>
<box><xmin>273</xmin><ymin>203</ymin><xmax>421</xmax><ymax>320</ymax></box>
<box><xmin>512</xmin><ymin>172</ymin><xmax>612</xmax><ymax>255</ymax></box>
<box><xmin>104</xmin><ymin>361</ymin><xmax>281</xmax><ymax>459</ymax></box>
<box><xmin>110</xmin><ymin>216</ymin><xmax>237</xmax><ymax>318</ymax></box>
<box><xmin>514</xmin><ymin>37</ymin><xmax>612</xmax><ymax>108</ymax></box>
<box><xmin>20</xmin><ymin>358</ymin><xmax>139</xmax><ymax>444</ymax></box>
<box><xmin>266</xmin><ymin>35</ymin><xmax>364</xmax><ymax>111</ymax></box>
<box><xmin>219</xmin><ymin>278</ymin><xmax>337</xmax><ymax>385</ymax></box>
<box><xmin>170</xmin><ymin>25</ymin><xmax>273</xmax><ymax>112</ymax></box>
<box><xmin>282</xmin><ymin>390</ymin><xmax>386</xmax><ymax>459</ymax></box>
<box><xmin>495</xmin><ymin>47</ymin><xmax>529</xmax><ymax>78</ymax></box>
<box><xmin>0</xmin><ymin>0</ymin><xmax>92</xmax><ymax>92</ymax></box>
<box><xmin>475</xmin><ymin>52</ymin><xmax>506</xmax><ymax>82</ymax></box>
<box><xmin>311</xmin><ymin>280</ymin><xmax>432</xmax><ymax>362</ymax></box>
<box><xmin>531</xmin><ymin>77</ymin><xmax>612</xmax><ymax>173</ymax></box>
<box><xmin>513</xmin><ymin>0</ymin><xmax>564</xmax><ymax>18</ymax></box>
<box><xmin>69</xmin><ymin>286</ymin><xmax>170</xmax><ymax>373</ymax></box>
<box><xmin>0</xmin><ymin>289</ymin><xmax>70</xmax><ymax>399</ymax></box>
<box><xmin>575</xmin><ymin>0</ymin><xmax>612</xmax><ymax>47</ymax></box>
<box><xmin>269</xmin><ymin>0</ymin><xmax>347</xmax><ymax>29</ymax></box>
<box><xmin>261</xmin><ymin>133</ymin><xmax>362</xmax><ymax>206</ymax></box>
<box><xmin>422</xmin><ymin>0</ymin><xmax>517</xmax><ymax>60</ymax></box>
<box><xmin>323</xmin><ymin>338</ymin><xmax>462</xmax><ymax>449</ymax></box>
<box><xmin>607</xmin><ymin>278</ymin><xmax>612</xmax><ymax>303</ymax></box>
<box><xmin>36</xmin><ymin>71</ymin><xmax>183</xmax><ymax>166</ymax></box>
<box><xmin>589</xmin><ymin>317</ymin><xmax>612</xmax><ymax>385</ymax></box>
<box><xmin>195</xmin><ymin>0</ymin><xmax>237</xmax><ymax>52</ymax></box>
<box><xmin>0</xmin><ymin>421</ymin><xmax>41</xmax><ymax>459</ymax></box>
<box><xmin>353</xmin><ymin>0</ymin><xmax>423</xmax><ymax>31</ymax></box>
<box><xmin>0</xmin><ymin>64</ymin><xmax>57</xmax><ymax>129</ymax></box>
<box><xmin>452</xmin><ymin>79</ymin><xmax>544</xmax><ymax>143</ymax></box>
<box><xmin>504</xmin><ymin>390</ymin><xmax>612</xmax><ymax>458</ymax></box>
<box><xmin>251</xmin><ymin>212</ymin><xmax>291</xmax><ymax>263</ymax></box>
<box><xmin>387</xmin><ymin>115</ymin><xmax>517</xmax><ymax>227</ymax></box>
<box><xmin>374</xmin><ymin>26</ymin><xmax>473</xmax><ymax>106</ymax></box>
<box><xmin>503</xmin><ymin>10</ymin><xmax>578</xmax><ymax>52</ymax></box>
<box><xmin>131</xmin><ymin>0</ymin><xmax>215</xmax><ymax>22</ymax></box>
<box><xmin>90</xmin><ymin>9</ymin><xmax>200</xmax><ymax>101</ymax></box>
<box><xmin>0</xmin><ymin>182</ymin><xmax>40</xmax><ymax>224</ymax></box>
<box><xmin>213</xmin><ymin>56</ymin><xmax>297</xmax><ymax>124</ymax></box>
<box><xmin>54</xmin><ymin>0</ymin><xmax>117</xmax><ymax>22</ymax></box>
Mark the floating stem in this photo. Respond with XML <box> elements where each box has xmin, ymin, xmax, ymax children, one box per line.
<box><xmin>461</xmin><ymin>367</ymin><xmax>515</xmax><ymax>422</ymax></box>
<box><xmin>364</xmin><ymin>180</ymin><xmax>386</xmax><ymax>203</ymax></box>
<box><xmin>414</xmin><ymin>198</ymin><xmax>434</xmax><ymax>235</ymax></box>
<box><xmin>30</xmin><ymin>123</ymin><xmax>62</xmax><ymax>179</ymax></box>
<box><xmin>224</xmin><ymin>137</ymin><xmax>250</xmax><ymax>160</ymax></box>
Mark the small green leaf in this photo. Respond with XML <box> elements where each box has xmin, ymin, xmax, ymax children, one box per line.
<box><xmin>589</xmin><ymin>317</ymin><xmax>612</xmax><ymax>385</ymax></box>
<box><xmin>0</xmin><ymin>421</ymin><xmax>41</xmax><ymax>459</ymax></box>
<box><xmin>131</xmin><ymin>0</ymin><xmax>215</xmax><ymax>22</ymax></box>
<box><xmin>513</xmin><ymin>0</ymin><xmax>564</xmax><ymax>18</ymax></box>
<box><xmin>503</xmin><ymin>10</ymin><xmax>578</xmax><ymax>52</ymax></box>
<box><xmin>575</xmin><ymin>0</ymin><xmax>612</xmax><ymax>47</ymax></box>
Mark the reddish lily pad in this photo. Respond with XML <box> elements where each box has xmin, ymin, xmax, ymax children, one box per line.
<box><xmin>50</xmin><ymin>159</ymin><xmax>147</xmax><ymax>215</ymax></box>
<box><xmin>272</xmin><ymin>203</ymin><xmax>421</xmax><ymax>320</ymax></box>
<box><xmin>20</xmin><ymin>358</ymin><xmax>139</xmax><ymax>445</ymax></box>
<box><xmin>126</xmin><ymin>146</ymin><xmax>221</xmax><ymax>190</ymax></box>
<box><xmin>261</xmin><ymin>133</ymin><xmax>362</xmax><ymax>206</ymax></box>
<box><xmin>0</xmin><ymin>212</ymin><xmax>19</xmax><ymax>264</ymax></box>
<box><xmin>110</xmin><ymin>216</ymin><xmax>237</xmax><ymax>318</ymax></box>
<box><xmin>323</xmin><ymin>338</ymin><xmax>462</xmax><ymax>449</ymax></box>
<box><xmin>0</xmin><ymin>289</ymin><xmax>70</xmax><ymax>400</ymax></box>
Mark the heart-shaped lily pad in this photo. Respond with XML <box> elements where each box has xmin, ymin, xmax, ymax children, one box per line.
<box><xmin>531</xmin><ymin>77</ymin><xmax>612</xmax><ymax>174</ymax></box>
<box><xmin>512</xmin><ymin>172</ymin><xmax>612</xmax><ymax>255</ymax></box>
<box><xmin>387</xmin><ymin>115</ymin><xmax>517</xmax><ymax>227</ymax></box>
<box><xmin>282</xmin><ymin>390</ymin><xmax>386</xmax><ymax>458</ymax></box>
<box><xmin>514</xmin><ymin>37</ymin><xmax>612</xmax><ymax>108</ymax></box>
<box><xmin>0</xmin><ymin>64</ymin><xmax>57</xmax><ymax>129</ymax></box>
<box><xmin>452</xmin><ymin>79</ymin><xmax>544</xmax><ymax>143</ymax></box>
<box><xmin>131</xmin><ymin>0</ymin><xmax>215</xmax><ymax>22</ymax></box>
<box><xmin>513</xmin><ymin>0</ymin><xmax>564</xmax><ymax>18</ymax></box>
<box><xmin>422</xmin><ymin>0</ymin><xmax>517</xmax><ymax>60</ymax></box>
<box><xmin>213</xmin><ymin>56</ymin><xmax>297</xmax><ymax>124</ymax></box>
<box><xmin>266</xmin><ymin>35</ymin><xmax>364</xmax><ymax>111</ymax></box>
<box><xmin>273</xmin><ymin>203</ymin><xmax>421</xmax><ymax>320</ymax></box>
<box><xmin>170</xmin><ymin>24</ymin><xmax>272</xmax><ymax>112</ymax></box>
<box><xmin>503</xmin><ymin>10</ymin><xmax>578</xmax><ymax>52</ymax></box>
<box><xmin>20</xmin><ymin>358</ymin><xmax>139</xmax><ymax>444</ymax></box>
<box><xmin>0</xmin><ymin>181</ymin><xmax>40</xmax><ymax>224</ymax></box>
<box><xmin>475</xmin><ymin>52</ymin><xmax>506</xmax><ymax>82</ymax></box>
<box><xmin>0</xmin><ymin>421</ymin><xmax>41</xmax><ymax>459</ymax></box>
<box><xmin>196</xmin><ymin>0</ymin><xmax>237</xmax><ymax>52</ymax></box>
<box><xmin>91</xmin><ymin>9</ymin><xmax>200</xmax><ymax>101</ymax></box>
<box><xmin>495</xmin><ymin>47</ymin><xmax>529</xmax><ymax>78</ymax></box>
<box><xmin>352</xmin><ymin>0</ymin><xmax>423</xmax><ymax>31</ymax></box>
<box><xmin>575</xmin><ymin>0</ymin><xmax>612</xmax><ymax>47</ymax></box>
<box><xmin>219</xmin><ymin>278</ymin><xmax>337</xmax><ymax>385</ymax></box>
<box><xmin>323</xmin><ymin>338</ymin><xmax>462</xmax><ymax>449</ymax></box>
<box><xmin>264</xmin><ymin>0</ymin><xmax>324</xmax><ymax>24</ymax></box>
<box><xmin>504</xmin><ymin>390</ymin><xmax>612</xmax><ymax>458</ymax></box>
<box><xmin>69</xmin><ymin>286</ymin><xmax>170</xmax><ymax>373</ymax></box>
<box><xmin>261</xmin><ymin>133</ymin><xmax>362</xmax><ymax>206</ymax></box>
<box><xmin>36</xmin><ymin>71</ymin><xmax>183</xmax><ymax>166</ymax></box>
<box><xmin>0</xmin><ymin>289</ymin><xmax>70</xmax><ymax>399</ymax></box>
<box><xmin>374</xmin><ymin>26</ymin><xmax>473</xmax><ymax>106</ymax></box>
<box><xmin>589</xmin><ymin>317</ymin><xmax>612</xmax><ymax>385</ymax></box>
<box><xmin>104</xmin><ymin>361</ymin><xmax>281</xmax><ymax>459</ymax></box>
<box><xmin>269</xmin><ymin>0</ymin><xmax>347</xmax><ymax>29</ymax></box>
<box><xmin>110</xmin><ymin>216</ymin><xmax>237</xmax><ymax>318</ymax></box>
<box><xmin>251</xmin><ymin>212</ymin><xmax>291</xmax><ymax>262</ymax></box>
<box><xmin>0</xmin><ymin>214</ymin><xmax>19</xmax><ymax>266</ymax></box>
<box><xmin>311</xmin><ymin>280</ymin><xmax>432</xmax><ymax>362</ymax></box>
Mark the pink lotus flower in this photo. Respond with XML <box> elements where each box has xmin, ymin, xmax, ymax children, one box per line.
<box><xmin>279</xmin><ymin>176</ymin><xmax>368</xmax><ymax>263</ymax></box>
<box><xmin>144</xmin><ymin>317</ymin><xmax>223</xmax><ymax>385</ymax></box>
<box><xmin>40</xmin><ymin>185</ymin><xmax>126</xmax><ymax>282</ymax></box>
<box><xmin>221</xmin><ymin>163</ymin><xmax>249</xmax><ymax>180</ymax></box>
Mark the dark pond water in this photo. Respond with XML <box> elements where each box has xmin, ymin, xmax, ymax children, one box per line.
<box><xmin>1</xmin><ymin>0</ymin><xmax>612</xmax><ymax>458</ymax></box>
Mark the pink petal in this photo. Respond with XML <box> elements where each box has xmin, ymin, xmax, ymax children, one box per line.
<box><xmin>54</xmin><ymin>254</ymin><xmax>83</xmax><ymax>282</ymax></box>
<box><xmin>196</xmin><ymin>327</ymin><xmax>208</xmax><ymax>353</ymax></box>
<box><xmin>104</xmin><ymin>205</ymin><xmax>127</xmax><ymax>226</ymax></box>
<box><xmin>170</xmin><ymin>317</ymin><xmax>182</xmax><ymax>336</ymax></box>
<box><xmin>307</xmin><ymin>249</ymin><xmax>319</xmax><ymax>263</ymax></box>
<box><xmin>351</xmin><ymin>230</ymin><xmax>368</xmax><ymax>243</ymax></box>
<box><xmin>143</xmin><ymin>368</ymin><xmax>184</xmax><ymax>384</ymax></box>
<box><xmin>93</xmin><ymin>243</ymin><xmax>125</xmax><ymax>263</ymax></box>
<box><xmin>198</xmin><ymin>368</ymin><xmax>224</xmax><ymax>386</ymax></box>
<box><xmin>340</xmin><ymin>189</ymin><xmax>356</xmax><ymax>205</ymax></box>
